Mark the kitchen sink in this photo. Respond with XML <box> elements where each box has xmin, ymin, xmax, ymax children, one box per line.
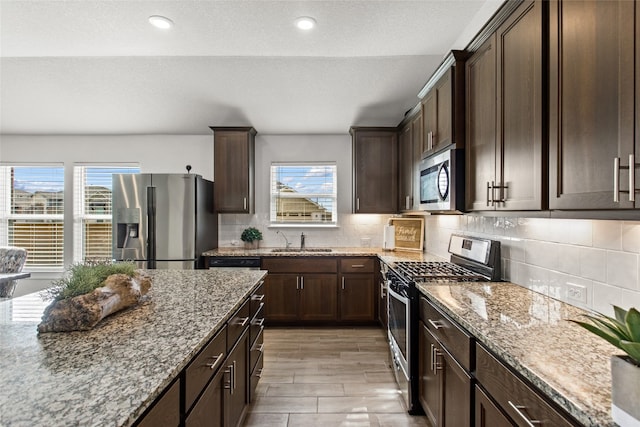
<box><xmin>270</xmin><ymin>248</ymin><xmax>332</xmax><ymax>253</ymax></box>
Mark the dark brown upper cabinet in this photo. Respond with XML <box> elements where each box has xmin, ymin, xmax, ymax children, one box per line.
<box><xmin>419</xmin><ymin>51</ymin><xmax>466</xmax><ymax>157</ymax></box>
<box><xmin>549</xmin><ymin>0</ymin><xmax>635</xmax><ymax>210</ymax></box>
<box><xmin>398</xmin><ymin>107</ymin><xmax>423</xmax><ymax>212</ymax></box>
<box><xmin>210</xmin><ymin>127</ymin><xmax>257</xmax><ymax>214</ymax></box>
<box><xmin>466</xmin><ymin>0</ymin><xmax>545</xmax><ymax>211</ymax></box>
<box><xmin>350</xmin><ymin>127</ymin><xmax>398</xmax><ymax>214</ymax></box>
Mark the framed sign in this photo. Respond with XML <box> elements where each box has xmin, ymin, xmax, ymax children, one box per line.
<box><xmin>389</xmin><ymin>217</ymin><xmax>424</xmax><ymax>252</ymax></box>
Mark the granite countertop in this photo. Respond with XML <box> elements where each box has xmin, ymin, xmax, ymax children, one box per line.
<box><xmin>417</xmin><ymin>281</ymin><xmax>618</xmax><ymax>427</ymax></box>
<box><xmin>0</xmin><ymin>268</ymin><xmax>267</xmax><ymax>427</ymax></box>
<box><xmin>204</xmin><ymin>246</ymin><xmax>435</xmax><ymax>260</ymax></box>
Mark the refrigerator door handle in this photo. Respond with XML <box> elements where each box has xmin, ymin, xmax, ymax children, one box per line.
<box><xmin>147</xmin><ymin>186</ymin><xmax>157</xmax><ymax>269</ymax></box>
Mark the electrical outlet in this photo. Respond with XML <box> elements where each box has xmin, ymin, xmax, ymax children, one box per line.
<box><xmin>567</xmin><ymin>283</ymin><xmax>587</xmax><ymax>304</ymax></box>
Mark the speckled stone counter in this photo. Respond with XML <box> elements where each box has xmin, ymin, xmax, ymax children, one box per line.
<box><xmin>0</xmin><ymin>268</ymin><xmax>267</xmax><ymax>427</ymax></box>
<box><xmin>416</xmin><ymin>281</ymin><xmax>618</xmax><ymax>427</ymax></box>
<box><xmin>204</xmin><ymin>246</ymin><xmax>438</xmax><ymax>261</ymax></box>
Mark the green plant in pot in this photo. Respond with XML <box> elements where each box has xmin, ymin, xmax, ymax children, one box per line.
<box><xmin>570</xmin><ymin>306</ymin><xmax>640</xmax><ymax>426</ymax></box>
<box><xmin>240</xmin><ymin>227</ymin><xmax>263</xmax><ymax>249</ymax></box>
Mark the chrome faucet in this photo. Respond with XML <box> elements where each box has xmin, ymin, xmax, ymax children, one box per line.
<box><xmin>300</xmin><ymin>232</ymin><xmax>305</xmax><ymax>250</ymax></box>
<box><xmin>276</xmin><ymin>230</ymin><xmax>291</xmax><ymax>248</ymax></box>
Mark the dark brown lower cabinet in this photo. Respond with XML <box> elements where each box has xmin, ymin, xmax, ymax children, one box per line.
<box><xmin>475</xmin><ymin>385</ymin><xmax>513</xmax><ymax>427</ymax></box>
<box><xmin>340</xmin><ymin>274</ymin><xmax>375</xmax><ymax>321</ymax></box>
<box><xmin>225</xmin><ymin>330</ymin><xmax>249</xmax><ymax>427</ymax></box>
<box><xmin>136</xmin><ymin>378</ymin><xmax>181</xmax><ymax>427</ymax></box>
<box><xmin>185</xmin><ymin>368</ymin><xmax>224</xmax><ymax>427</ymax></box>
<box><xmin>419</xmin><ymin>322</ymin><xmax>441</xmax><ymax>426</ymax></box>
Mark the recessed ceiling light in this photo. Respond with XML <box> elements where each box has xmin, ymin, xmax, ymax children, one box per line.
<box><xmin>148</xmin><ymin>15</ymin><xmax>174</xmax><ymax>29</ymax></box>
<box><xmin>295</xmin><ymin>16</ymin><xmax>316</xmax><ymax>31</ymax></box>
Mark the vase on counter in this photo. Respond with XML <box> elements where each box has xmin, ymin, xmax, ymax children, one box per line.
<box><xmin>244</xmin><ymin>240</ymin><xmax>260</xmax><ymax>250</ymax></box>
<box><xmin>611</xmin><ymin>355</ymin><xmax>640</xmax><ymax>427</ymax></box>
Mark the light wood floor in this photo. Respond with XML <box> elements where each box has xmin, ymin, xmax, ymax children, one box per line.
<box><xmin>243</xmin><ymin>327</ymin><xmax>432</xmax><ymax>427</ymax></box>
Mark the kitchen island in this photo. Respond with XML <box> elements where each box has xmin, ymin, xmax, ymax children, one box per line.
<box><xmin>0</xmin><ymin>268</ymin><xmax>266</xmax><ymax>427</ymax></box>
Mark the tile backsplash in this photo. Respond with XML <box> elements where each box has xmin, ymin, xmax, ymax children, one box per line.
<box><xmin>425</xmin><ymin>216</ymin><xmax>640</xmax><ymax>316</ymax></box>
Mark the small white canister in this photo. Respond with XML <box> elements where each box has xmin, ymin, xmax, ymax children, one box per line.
<box><xmin>383</xmin><ymin>225</ymin><xmax>395</xmax><ymax>251</ymax></box>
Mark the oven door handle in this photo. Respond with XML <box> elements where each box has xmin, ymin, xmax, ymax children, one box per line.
<box><xmin>387</xmin><ymin>287</ymin><xmax>409</xmax><ymax>304</ymax></box>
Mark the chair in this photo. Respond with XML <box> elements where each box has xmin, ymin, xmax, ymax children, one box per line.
<box><xmin>0</xmin><ymin>247</ymin><xmax>28</xmax><ymax>298</ymax></box>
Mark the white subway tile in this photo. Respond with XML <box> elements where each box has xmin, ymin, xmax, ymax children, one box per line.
<box><xmin>620</xmin><ymin>289</ymin><xmax>640</xmax><ymax>311</ymax></box>
<box><xmin>579</xmin><ymin>248</ymin><xmax>607</xmax><ymax>283</ymax></box>
<box><xmin>592</xmin><ymin>282</ymin><xmax>624</xmax><ymax>316</ymax></box>
<box><xmin>622</xmin><ymin>221</ymin><xmax>640</xmax><ymax>253</ymax></box>
<box><xmin>568</xmin><ymin>219</ymin><xmax>593</xmax><ymax>247</ymax></box>
<box><xmin>524</xmin><ymin>240</ymin><xmax>558</xmax><ymax>270</ymax></box>
<box><xmin>606</xmin><ymin>251</ymin><xmax>638</xmax><ymax>290</ymax></box>
<box><xmin>556</xmin><ymin>244</ymin><xmax>581</xmax><ymax>276</ymax></box>
<box><xmin>593</xmin><ymin>220</ymin><xmax>622</xmax><ymax>250</ymax></box>
<box><xmin>518</xmin><ymin>263</ymin><xmax>550</xmax><ymax>296</ymax></box>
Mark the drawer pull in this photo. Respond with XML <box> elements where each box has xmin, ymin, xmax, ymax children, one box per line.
<box><xmin>256</xmin><ymin>368</ymin><xmax>263</xmax><ymax>378</ymax></box>
<box><xmin>428</xmin><ymin>319</ymin><xmax>444</xmax><ymax>330</ymax></box>
<box><xmin>342</xmin><ymin>277</ymin><xmax>346</xmax><ymax>290</ymax></box>
<box><xmin>224</xmin><ymin>361</ymin><xmax>236</xmax><ymax>393</ymax></box>
<box><xmin>257</xmin><ymin>343</ymin><xmax>265</xmax><ymax>353</ymax></box>
<box><xmin>508</xmin><ymin>401</ymin><xmax>541</xmax><ymax>426</ymax></box>
<box><xmin>252</xmin><ymin>294</ymin><xmax>265</xmax><ymax>302</ymax></box>
<box><xmin>204</xmin><ymin>352</ymin><xmax>225</xmax><ymax>371</ymax></box>
<box><xmin>252</xmin><ymin>317</ymin><xmax>265</xmax><ymax>327</ymax></box>
<box><xmin>239</xmin><ymin>316</ymin><xmax>250</xmax><ymax>327</ymax></box>
<box><xmin>350</xmin><ymin>264</ymin><xmax>365</xmax><ymax>268</ymax></box>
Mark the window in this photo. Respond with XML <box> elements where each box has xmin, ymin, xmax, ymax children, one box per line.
<box><xmin>270</xmin><ymin>163</ymin><xmax>337</xmax><ymax>225</ymax></box>
<box><xmin>0</xmin><ymin>165</ymin><xmax>65</xmax><ymax>268</ymax></box>
<box><xmin>73</xmin><ymin>165</ymin><xmax>139</xmax><ymax>262</ymax></box>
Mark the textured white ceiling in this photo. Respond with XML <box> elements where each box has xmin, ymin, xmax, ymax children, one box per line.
<box><xmin>0</xmin><ymin>0</ymin><xmax>504</xmax><ymax>135</ymax></box>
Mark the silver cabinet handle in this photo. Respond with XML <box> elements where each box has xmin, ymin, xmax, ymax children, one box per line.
<box><xmin>356</xmin><ymin>197</ymin><xmax>360</xmax><ymax>212</ymax></box>
<box><xmin>252</xmin><ymin>294</ymin><xmax>265</xmax><ymax>302</ymax></box>
<box><xmin>342</xmin><ymin>277</ymin><xmax>345</xmax><ymax>290</ymax></box>
<box><xmin>380</xmin><ymin>281</ymin><xmax>387</xmax><ymax>298</ymax></box>
<box><xmin>239</xmin><ymin>316</ymin><xmax>250</xmax><ymax>327</ymax></box>
<box><xmin>224</xmin><ymin>361</ymin><xmax>236</xmax><ymax>394</ymax></box>
<box><xmin>243</xmin><ymin>197</ymin><xmax>247</xmax><ymax>210</ymax></box>
<box><xmin>490</xmin><ymin>180</ymin><xmax>496</xmax><ymax>206</ymax></box>
<box><xmin>630</xmin><ymin>154</ymin><xmax>636</xmax><ymax>202</ymax></box>
<box><xmin>507</xmin><ymin>401</ymin><xmax>541</xmax><ymax>426</ymax></box>
<box><xmin>486</xmin><ymin>181</ymin><xmax>492</xmax><ymax>206</ymax></box>
<box><xmin>614</xmin><ymin>157</ymin><xmax>621</xmax><ymax>202</ymax></box>
<box><xmin>296</xmin><ymin>276</ymin><xmax>300</xmax><ymax>290</ymax></box>
<box><xmin>256</xmin><ymin>368</ymin><xmax>263</xmax><ymax>378</ymax></box>
<box><xmin>350</xmin><ymin>264</ymin><xmax>365</xmax><ymax>268</ymax></box>
<box><xmin>300</xmin><ymin>276</ymin><xmax>304</xmax><ymax>290</ymax></box>
<box><xmin>204</xmin><ymin>352</ymin><xmax>225</xmax><ymax>371</ymax></box>
<box><xmin>405</xmin><ymin>195</ymin><xmax>411</xmax><ymax>210</ymax></box>
<box><xmin>252</xmin><ymin>317</ymin><xmax>265</xmax><ymax>327</ymax></box>
<box><xmin>428</xmin><ymin>319</ymin><xmax>444</xmax><ymax>330</ymax></box>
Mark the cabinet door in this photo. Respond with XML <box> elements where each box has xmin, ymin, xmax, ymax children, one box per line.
<box><xmin>549</xmin><ymin>0</ymin><xmax>635</xmax><ymax>209</ymax></box>
<box><xmin>399</xmin><ymin>122</ymin><xmax>414</xmax><ymax>211</ymax></box>
<box><xmin>339</xmin><ymin>274</ymin><xmax>375</xmax><ymax>322</ymax></box>
<box><xmin>185</xmin><ymin>369</ymin><xmax>224</xmax><ymax>427</ymax></box>
<box><xmin>212</xmin><ymin>128</ymin><xmax>256</xmax><ymax>213</ymax></box>
<box><xmin>352</xmin><ymin>128</ymin><xmax>399</xmax><ymax>214</ymax></box>
<box><xmin>224</xmin><ymin>331</ymin><xmax>248</xmax><ymax>427</ymax></box>
<box><xmin>423</xmin><ymin>90</ymin><xmax>437</xmax><ymax>154</ymax></box>
<box><xmin>419</xmin><ymin>322</ymin><xmax>442</xmax><ymax>427</ymax></box>
<box><xmin>475</xmin><ymin>385</ymin><xmax>513</xmax><ymax>427</ymax></box>
<box><xmin>441</xmin><ymin>347</ymin><xmax>472</xmax><ymax>427</ymax></box>
<box><xmin>411</xmin><ymin>111</ymin><xmax>424</xmax><ymax>210</ymax></box>
<box><xmin>137</xmin><ymin>379</ymin><xmax>180</xmax><ymax>427</ymax></box>
<box><xmin>465</xmin><ymin>34</ymin><xmax>497</xmax><ymax>211</ymax></box>
<box><xmin>299</xmin><ymin>274</ymin><xmax>338</xmax><ymax>321</ymax></box>
<box><xmin>433</xmin><ymin>70</ymin><xmax>453</xmax><ymax>153</ymax></box>
<box><xmin>264</xmin><ymin>274</ymin><xmax>298</xmax><ymax>323</ymax></box>
<box><xmin>378</xmin><ymin>273</ymin><xmax>388</xmax><ymax>329</ymax></box>
<box><xmin>496</xmin><ymin>0</ymin><xmax>544</xmax><ymax>210</ymax></box>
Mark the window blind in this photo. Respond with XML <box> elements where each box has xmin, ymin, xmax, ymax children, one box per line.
<box><xmin>270</xmin><ymin>163</ymin><xmax>337</xmax><ymax>224</ymax></box>
<box><xmin>0</xmin><ymin>165</ymin><xmax>65</xmax><ymax>268</ymax></box>
<box><xmin>73</xmin><ymin>165</ymin><xmax>139</xmax><ymax>263</ymax></box>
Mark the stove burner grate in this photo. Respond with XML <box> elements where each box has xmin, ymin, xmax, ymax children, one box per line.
<box><xmin>394</xmin><ymin>261</ymin><xmax>486</xmax><ymax>282</ymax></box>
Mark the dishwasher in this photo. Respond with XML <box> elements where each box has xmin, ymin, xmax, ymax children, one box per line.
<box><xmin>208</xmin><ymin>256</ymin><xmax>262</xmax><ymax>269</ymax></box>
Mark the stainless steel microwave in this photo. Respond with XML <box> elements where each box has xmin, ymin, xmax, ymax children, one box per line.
<box><xmin>419</xmin><ymin>148</ymin><xmax>465</xmax><ymax>212</ymax></box>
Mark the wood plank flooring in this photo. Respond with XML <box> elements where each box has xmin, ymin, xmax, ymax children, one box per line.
<box><xmin>243</xmin><ymin>327</ymin><xmax>432</xmax><ymax>427</ymax></box>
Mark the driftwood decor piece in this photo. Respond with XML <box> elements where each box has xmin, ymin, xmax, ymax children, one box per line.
<box><xmin>38</xmin><ymin>262</ymin><xmax>152</xmax><ymax>333</ymax></box>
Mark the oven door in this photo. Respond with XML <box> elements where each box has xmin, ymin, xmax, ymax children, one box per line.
<box><xmin>388</xmin><ymin>286</ymin><xmax>410</xmax><ymax>378</ymax></box>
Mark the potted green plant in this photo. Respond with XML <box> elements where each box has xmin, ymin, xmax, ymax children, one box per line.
<box><xmin>240</xmin><ymin>227</ymin><xmax>263</xmax><ymax>249</ymax></box>
<box><xmin>570</xmin><ymin>306</ymin><xmax>640</xmax><ymax>426</ymax></box>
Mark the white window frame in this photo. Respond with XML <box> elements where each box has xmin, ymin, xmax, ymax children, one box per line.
<box><xmin>73</xmin><ymin>164</ymin><xmax>139</xmax><ymax>263</ymax></box>
<box><xmin>0</xmin><ymin>163</ymin><xmax>65</xmax><ymax>271</ymax></box>
<box><xmin>270</xmin><ymin>162</ymin><xmax>338</xmax><ymax>227</ymax></box>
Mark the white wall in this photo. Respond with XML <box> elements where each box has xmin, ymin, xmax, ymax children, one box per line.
<box><xmin>1</xmin><ymin>134</ymin><xmax>212</xmax><ymax>296</ymax></box>
<box><xmin>425</xmin><ymin>215</ymin><xmax>640</xmax><ymax>316</ymax></box>
<box><xmin>217</xmin><ymin>134</ymin><xmax>392</xmax><ymax>249</ymax></box>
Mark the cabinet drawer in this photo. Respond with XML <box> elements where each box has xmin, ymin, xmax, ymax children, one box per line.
<box><xmin>185</xmin><ymin>326</ymin><xmax>227</xmax><ymax>412</ymax></box>
<box><xmin>250</xmin><ymin>281</ymin><xmax>265</xmax><ymax>318</ymax></box>
<box><xmin>250</xmin><ymin>326</ymin><xmax>264</xmax><ymax>374</ymax></box>
<box><xmin>420</xmin><ymin>296</ymin><xmax>473</xmax><ymax>371</ymax></box>
<box><xmin>340</xmin><ymin>257</ymin><xmax>375</xmax><ymax>273</ymax></box>
<box><xmin>250</xmin><ymin>302</ymin><xmax>265</xmax><ymax>346</ymax></box>
<box><xmin>262</xmin><ymin>257</ymin><xmax>338</xmax><ymax>273</ymax></box>
<box><xmin>476</xmin><ymin>344</ymin><xmax>576</xmax><ymax>427</ymax></box>
<box><xmin>227</xmin><ymin>298</ymin><xmax>251</xmax><ymax>352</ymax></box>
<box><xmin>137</xmin><ymin>378</ymin><xmax>180</xmax><ymax>427</ymax></box>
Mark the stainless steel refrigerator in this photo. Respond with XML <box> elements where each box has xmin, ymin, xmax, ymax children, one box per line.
<box><xmin>112</xmin><ymin>173</ymin><xmax>217</xmax><ymax>269</ymax></box>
